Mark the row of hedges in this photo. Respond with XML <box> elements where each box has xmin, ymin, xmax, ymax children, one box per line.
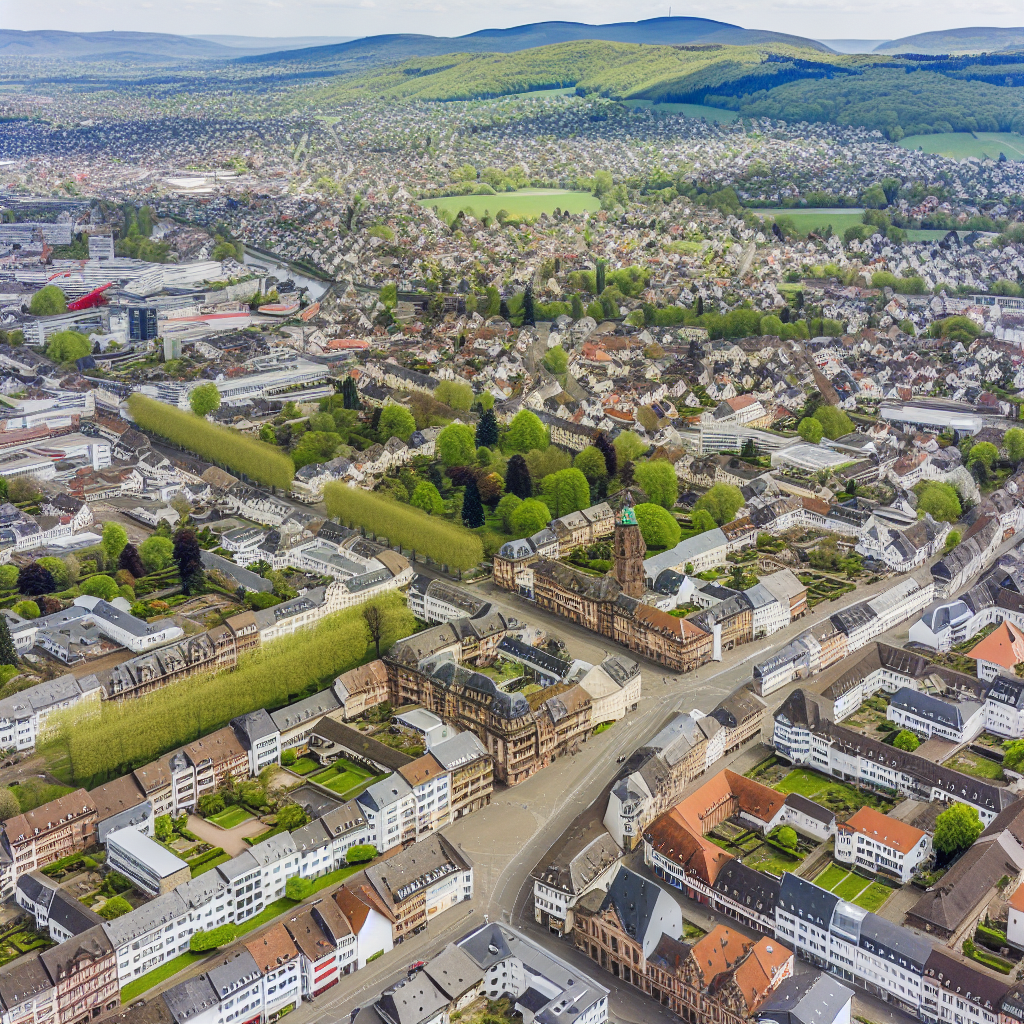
<box><xmin>324</xmin><ymin>482</ymin><xmax>483</xmax><ymax>572</ymax></box>
<box><xmin>128</xmin><ymin>394</ymin><xmax>294</xmax><ymax>490</ymax></box>
<box><xmin>42</xmin><ymin>593</ymin><xmax>414</xmax><ymax>785</ymax></box>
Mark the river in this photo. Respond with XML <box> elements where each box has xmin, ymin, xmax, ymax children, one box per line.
<box><xmin>243</xmin><ymin>247</ymin><xmax>330</xmax><ymax>300</ymax></box>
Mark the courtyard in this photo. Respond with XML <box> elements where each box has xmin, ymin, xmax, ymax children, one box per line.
<box><xmin>815</xmin><ymin>864</ymin><xmax>893</xmax><ymax>912</ymax></box>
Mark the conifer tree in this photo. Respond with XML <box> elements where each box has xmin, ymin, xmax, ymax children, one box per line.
<box><xmin>462</xmin><ymin>478</ymin><xmax>485</xmax><ymax>529</ymax></box>
<box><xmin>595</xmin><ymin>432</ymin><xmax>617</xmax><ymax>478</ymax></box>
<box><xmin>0</xmin><ymin>617</ymin><xmax>17</xmax><ymax>668</ymax></box>
<box><xmin>476</xmin><ymin>408</ymin><xmax>499</xmax><ymax>449</ymax></box>
<box><xmin>173</xmin><ymin>528</ymin><xmax>205</xmax><ymax>595</ymax></box>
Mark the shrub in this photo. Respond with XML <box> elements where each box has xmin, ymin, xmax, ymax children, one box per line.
<box><xmin>190</xmin><ymin>924</ymin><xmax>238</xmax><ymax>952</ymax></box>
<box><xmin>286</xmin><ymin>876</ymin><xmax>313</xmax><ymax>900</ymax></box>
<box><xmin>81</xmin><ymin>575</ymin><xmax>119</xmax><ymax>601</ymax></box>
<box><xmin>893</xmin><ymin>730</ymin><xmax>920</xmax><ymax>751</ymax></box>
<box><xmin>346</xmin><ymin>843</ymin><xmax>378</xmax><ymax>864</ymax></box>
<box><xmin>98</xmin><ymin>896</ymin><xmax>133</xmax><ymax>920</ymax></box>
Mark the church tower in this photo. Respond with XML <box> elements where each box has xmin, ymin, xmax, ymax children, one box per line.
<box><xmin>613</xmin><ymin>503</ymin><xmax>647</xmax><ymax>598</ymax></box>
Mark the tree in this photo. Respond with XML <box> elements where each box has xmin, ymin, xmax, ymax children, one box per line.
<box><xmin>476</xmin><ymin>408</ymin><xmax>499</xmax><ymax>449</ymax></box>
<box><xmin>346</xmin><ymin>843</ymin><xmax>378</xmax><ymax>864</ymax></box>
<box><xmin>933</xmin><ymin>802</ymin><xmax>983</xmax><ymax>859</ymax></box>
<box><xmin>437</xmin><ymin>424</ymin><xmax>477</xmax><ymax>467</ymax></box>
<box><xmin>893</xmin><ymin>729</ymin><xmax>920</xmax><ymax>751</ymax></box>
<box><xmin>504</xmin><ymin>410</ymin><xmax>548</xmax><ymax>453</ymax></box>
<box><xmin>594</xmin><ymin>432</ymin><xmax>617</xmax><ymax>478</ymax></box>
<box><xmin>129</xmin><ymin>395</ymin><xmax>294</xmax><ymax>491</ymax></box>
<box><xmin>173</xmin><ymin>528</ymin><xmax>205</xmax><ymax>595</ymax></box>
<box><xmin>0</xmin><ymin>617</ymin><xmax>17</xmax><ymax>668</ymax></box>
<box><xmin>119</xmin><ymin>543</ymin><xmax>146</xmax><ymax>578</ymax></box>
<box><xmin>633</xmin><ymin>460</ymin><xmax>678</xmax><ymax>509</ymax></box>
<box><xmin>286</xmin><ymin>876</ymin><xmax>314</xmax><ymax>901</ymax></box>
<box><xmin>29</xmin><ymin>285</ymin><xmax>67</xmax><ymax>316</ymax></box>
<box><xmin>362</xmin><ymin>603</ymin><xmax>386</xmax><ymax>657</ymax></box>
<box><xmin>1006</xmin><ymin>739</ymin><xmax>1024</xmax><ymax>774</ymax></box>
<box><xmin>510</xmin><ymin>498</ymin><xmax>551</xmax><ymax>538</ymax></box>
<box><xmin>198</xmin><ymin>793</ymin><xmax>225</xmax><ymax>817</ymax></box>
<box><xmin>37</xmin><ymin>556</ymin><xmax>71</xmax><ymax>591</ymax></box>
<box><xmin>189</xmin><ymin>383</ymin><xmax>221</xmax><ymax>417</ymax></box>
<box><xmin>277</xmin><ymin>803</ymin><xmax>309</xmax><ymax>830</ymax></box>
<box><xmin>496</xmin><ymin>493</ymin><xmax>523</xmax><ymax>531</ymax></box>
<box><xmin>81</xmin><ymin>574</ymin><xmax>119</xmax><ymax>601</ymax></box>
<box><xmin>596</xmin><ymin>259</ymin><xmax>606</xmax><ymax>294</ymax></box>
<box><xmin>0</xmin><ymin>788</ymin><xmax>17</xmax><ymax>821</ymax></box>
<box><xmin>102</xmin><ymin>522</ymin><xmax>128</xmax><ymax>567</ymax></box>
<box><xmin>154</xmin><ymin>814</ymin><xmax>173</xmax><ymax>842</ymax></box>
<box><xmin>378</xmin><ymin>405</ymin><xmax>416</xmax><ymax>443</ymax></box>
<box><xmin>613</xmin><ymin>431</ymin><xmax>648</xmax><ymax>464</ymax></box>
<box><xmin>139</xmin><ymin>535</ymin><xmax>174</xmax><ymax>573</ymax></box>
<box><xmin>1006</xmin><ymin>428</ymin><xmax>1024</xmax><ymax>466</ymax></box>
<box><xmin>462</xmin><ymin>478</ymin><xmax>485</xmax><ymax>528</ymax></box>
<box><xmin>541</xmin><ymin>469</ymin><xmax>591</xmax><ymax>518</ymax></box>
<box><xmin>574</xmin><ymin>447</ymin><xmax>608</xmax><ymax>484</ymax></box>
<box><xmin>693</xmin><ymin>483</ymin><xmax>744</xmax><ymax>526</ymax></box>
<box><xmin>410</xmin><ymin>481</ymin><xmax>444</xmax><ymax>515</ymax></box>
<box><xmin>634</xmin><ymin>503</ymin><xmax>681</xmax><ymax>549</ymax></box>
<box><xmin>98</xmin><ymin>896</ymin><xmax>133</xmax><ymax>920</ymax></box>
<box><xmin>17</xmin><ymin>562</ymin><xmax>54</xmax><ymax>596</ymax></box>
<box><xmin>542</xmin><ymin>345</ymin><xmax>568</xmax><ymax>376</ymax></box>
<box><xmin>505</xmin><ymin>454</ymin><xmax>534</xmax><ymax>499</ymax></box>
<box><xmin>434</xmin><ymin>380</ymin><xmax>474</xmax><ymax>411</ymax></box>
<box><xmin>342</xmin><ymin>376</ymin><xmax>360</xmax><ymax>410</ymax></box>
<box><xmin>0</xmin><ymin>565</ymin><xmax>16</xmax><ymax>591</ymax></box>
<box><xmin>798</xmin><ymin>417</ymin><xmax>824</xmax><ymax>444</ymax></box>
<box><xmin>636</xmin><ymin>406</ymin><xmax>659</xmax><ymax>433</ymax></box>
<box><xmin>813</xmin><ymin>406</ymin><xmax>854</xmax><ymax>440</ymax></box>
<box><xmin>190</xmin><ymin>925</ymin><xmax>238</xmax><ymax>952</ymax></box>
<box><xmin>944</xmin><ymin>529</ymin><xmax>962</xmax><ymax>554</ymax></box>
<box><xmin>523</xmin><ymin>285</ymin><xmax>536</xmax><ymax>326</ymax></box>
<box><xmin>915</xmin><ymin>481</ymin><xmax>962</xmax><ymax>523</ymax></box>
<box><xmin>46</xmin><ymin>330</ymin><xmax>91</xmax><ymax>363</ymax></box>
<box><xmin>968</xmin><ymin>441</ymin><xmax>999</xmax><ymax>470</ymax></box>
<box><xmin>12</xmin><ymin>601</ymin><xmax>39</xmax><ymax>620</ymax></box>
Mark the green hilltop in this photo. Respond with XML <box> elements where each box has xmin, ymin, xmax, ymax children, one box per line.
<box><xmin>311</xmin><ymin>39</ymin><xmax>1024</xmax><ymax>140</ymax></box>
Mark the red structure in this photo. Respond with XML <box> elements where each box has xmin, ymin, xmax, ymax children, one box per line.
<box><xmin>67</xmin><ymin>283</ymin><xmax>112</xmax><ymax>311</ymax></box>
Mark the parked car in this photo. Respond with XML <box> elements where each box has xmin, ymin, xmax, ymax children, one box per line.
<box><xmin>408</xmin><ymin>961</ymin><xmax>426</xmax><ymax>977</ymax></box>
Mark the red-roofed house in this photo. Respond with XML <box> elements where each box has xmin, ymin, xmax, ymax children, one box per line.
<box><xmin>835</xmin><ymin>805</ymin><xmax>931</xmax><ymax>882</ymax></box>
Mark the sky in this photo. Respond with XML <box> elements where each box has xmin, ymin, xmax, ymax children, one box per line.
<box><xmin>1</xmin><ymin>0</ymin><xmax>1024</xmax><ymax>47</ymax></box>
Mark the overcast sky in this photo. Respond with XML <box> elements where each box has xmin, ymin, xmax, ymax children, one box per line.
<box><xmin>2</xmin><ymin>0</ymin><xmax>1023</xmax><ymax>48</ymax></box>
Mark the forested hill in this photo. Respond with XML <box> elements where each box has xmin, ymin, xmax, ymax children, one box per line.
<box><xmin>316</xmin><ymin>38</ymin><xmax>1024</xmax><ymax>141</ymax></box>
<box><xmin>238</xmin><ymin>17</ymin><xmax>831</xmax><ymax>67</ymax></box>
<box><xmin>875</xmin><ymin>27</ymin><xmax>1024</xmax><ymax>55</ymax></box>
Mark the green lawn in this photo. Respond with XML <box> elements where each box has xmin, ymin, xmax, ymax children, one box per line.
<box><xmin>900</xmin><ymin>132</ymin><xmax>1024</xmax><ymax>161</ymax></box>
<box><xmin>943</xmin><ymin>750</ymin><xmax>1006</xmax><ymax>782</ymax></box>
<box><xmin>774</xmin><ymin>768</ymin><xmax>894</xmax><ymax>818</ymax></box>
<box><xmin>857</xmin><ymin>882</ymin><xmax>893</xmax><ymax>912</ymax></box>
<box><xmin>815</xmin><ymin>864</ymin><xmax>848</xmax><ymax>890</ymax></box>
<box><xmin>120</xmin><ymin>951</ymin><xmax>209</xmax><ymax>1003</ymax></box>
<box><xmin>621</xmin><ymin>99</ymin><xmax>737</xmax><ymax>122</ymax></box>
<box><xmin>191</xmin><ymin>853</ymin><xmax>232</xmax><ymax>877</ymax></box>
<box><xmin>311</xmin><ymin>758</ymin><xmax>377</xmax><ymax>798</ymax></box>
<box><xmin>742</xmin><ymin>843</ymin><xmax>803</xmax><ymax>877</ymax></box>
<box><xmin>815</xmin><ymin>863</ymin><xmax>893</xmax><ymax>912</ymax></box>
<box><xmin>207</xmin><ymin>806</ymin><xmax>253</xmax><ymax>830</ymax></box>
<box><xmin>753</xmin><ymin>209</ymin><xmax>866</xmax><ymax>235</ymax></box>
<box><xmin>419</xmin><ymin>188</ymin><xmax>600</xmax><ymax>220</ymax></box>
<box><xmin>288</xmin><ymin>757</ymin><xmax>320</xmax><ymax>776</ymax></box>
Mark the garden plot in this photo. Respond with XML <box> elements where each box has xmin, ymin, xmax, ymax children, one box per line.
<box><xmin>815</xmin><ymin>864</ymin><xmax>892</xmax><ymax>912</ymax></box>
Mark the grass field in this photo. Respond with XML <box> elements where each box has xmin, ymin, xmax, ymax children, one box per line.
<box><xmin>622</xmin><ymin>99</ymin><xmax>738</xmax><ymax>122</ymax></box>
<box><xmin>312</xmin><ymin>758</ymin><xmax>377</xmax><ymax>799</ymax></box>
<box><xmin>121</xmin><ymin>951</ymin><xmax>208</xmax><ymax>1003</ymax></box>
<box><xmin>288</xmin><ymin>757</ymin><xmax>320</xmax><ymax>776</ymax></box>
<box><xmin>753</xmin><ymin>209</ymin><xmax>866</xmax><ymax>234</ymax></box>
<box><xmin>815</xmin><ymin>863</ymin><xmax>892</xmax><ymax>912</ymax></box>
<box><xmin>773</xmin><ymin>768</ymin><xmax>894</xmax><ymax>818</ymax></box>
<box><xmin>419</xmin><ymin>188</ymin><xmax>600</xmax><ymax>220</ymax></box>
<box><xmin>943</xmin><ymin>749</ymin><xmax>1006</xmax><ymax>782</ymax></box>
<box><xmin>900</xmin><ymin>132</ymin><xmax>1024</xmax><ymax>161</ymax></box>
<box><xmin>207</xmin><ymin>806</ymin><xmax>253</xmax><ymax>830</ymax></box>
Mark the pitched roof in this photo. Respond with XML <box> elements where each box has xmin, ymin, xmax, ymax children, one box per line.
<box><xmin>838</xmin><ymin>805</ymin><xmax>926</xmax><ymax>853</ymax></box>
<box><xmin>967</xmin><ymin>621</ymin><xmax>1024</xmax><ymax>670</ymax></box>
